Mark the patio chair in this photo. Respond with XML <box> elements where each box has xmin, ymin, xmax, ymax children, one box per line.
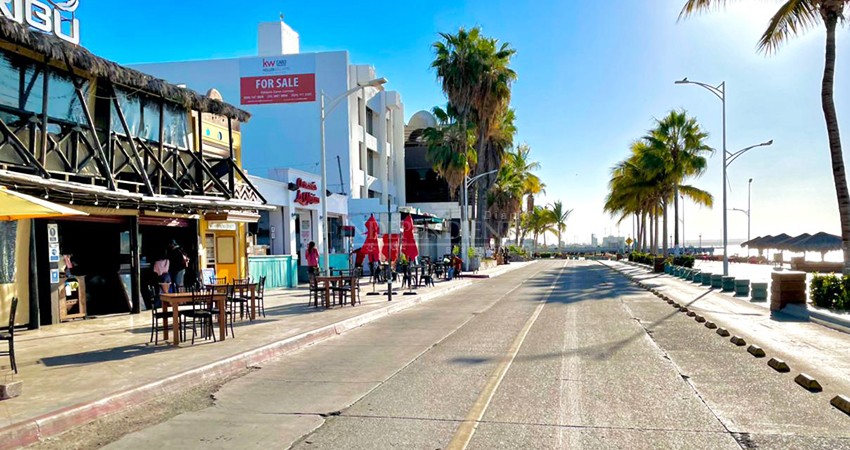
<box><xmin>420</xmin><ymin>264</ymin><xmax>435</xmax><ymax>287</ymax></box>
<box><xmin>184</xmin><ymin>287</ymin><xmax>216</xmax><ymax>345</ymax></box>
<box><xmin>308</xmin><ymin>272</ymin><xmax>327</xmax><ymax>308</ymax></box>
<box><xmin>209</xmin><ymin>276</ymin><xmax>226</xmax><ymax>285</ymax></box>
<box><xmin>147</xmin><ymin>285</ymin><xmax>178</xmax><ymax>345</ymax></box>
<box><xmin>210</xmin><ymin>284</ymin><xmax>236</xmax><ymax>339</ymax></box>
<box><xmin>256</xmin><ymin>276</ymin><xmax>267</xmax><ymax>318</ymax></box>
<box><xmin>1</xmin><ymin>297</ymin><xmax>18</xmax><ymax>373</ymax></box>
<box><xmin>228</xmin><ymin>280</ymin><xmax>253</xmax><ymax>320</ymax></box>
<box><xmin>332</xmin><ymin>268</ymin><xmax>362</xmax><ymax>306</ymax></box>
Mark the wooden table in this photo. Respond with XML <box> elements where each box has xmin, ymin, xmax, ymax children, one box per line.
<box><xmin>315</xmin><ymin>276</ymin><xmax>347</xmax><ymax>308</ymax></box>
<box><xmin>160</xmin><ymin>292</ymin><xmax>226</xmax><ymax>346</ymax></box>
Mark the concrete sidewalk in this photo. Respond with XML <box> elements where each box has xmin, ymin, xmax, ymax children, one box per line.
<box><xmin>602</xmin><ymin>260</ymin><xmax>850</xmax><ymax>402</ymax></box>
<box><xmin>0</xmin><ymin>262</ymin><xmax>533</xmax><ymax>449</ymax></box>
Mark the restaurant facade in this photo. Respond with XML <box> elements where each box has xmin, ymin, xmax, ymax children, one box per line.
<box><xmin>0</xmin><ymin>16</ymin><xmax>267</xmax><ymax>329</ymax></box>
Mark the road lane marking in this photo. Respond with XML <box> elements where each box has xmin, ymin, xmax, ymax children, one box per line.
<box><xmin>447</xmin><ymin>261</ymin><xmax>567</xmax><ymax>450</ymax></box>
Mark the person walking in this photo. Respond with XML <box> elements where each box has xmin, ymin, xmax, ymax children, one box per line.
<box><xmin>306</xmin><ymin>241</ymin><xmax>320</xmax><ymax>276</ymax></box>
<box><xmin>167</xmin><ymin>240</ymin><xmax>189</xmax><ymax>289</ymax></box>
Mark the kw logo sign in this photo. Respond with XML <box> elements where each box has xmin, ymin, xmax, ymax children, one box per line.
<box><xmin>262</xmin><ymin>59</ymin><xmax>287</xmax><ymax>69</ymax></box>
<box><xmin>1</xmin><ymin>0</ymin><xmax>80</xmax><ymax>45</ymax></box>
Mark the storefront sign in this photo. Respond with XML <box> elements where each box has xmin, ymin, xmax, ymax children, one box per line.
<box><xmin>207</xmin><ymin>222</ymin><xmax>238</xmax><ymax>231</ymax></box>
<box><xmin>293</xmin><ymin>177</ymin><xmax>320</xmax><ymax>207</ymax></box>
<box><xmin>0</xmin><ymin>0</ymin><xmax>80</xmax><ymax>45</ymax></box>
<box><xmin>239</xmin><ymin>55</ymin><xmax>316</xmax><ymax>105</ymax></box>
<box><xmin>50</xmin><ymin>268</ymin><xmax>59</xmax><ymax>284</ymax></box>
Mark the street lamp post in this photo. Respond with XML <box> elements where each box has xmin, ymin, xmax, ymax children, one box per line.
<box><xmin>730</xmin><ymin>178</ymin><xmax>754</xmax><ymax>256</ymax></box>
<box><xmin>462</xmin><ymin>169</ymin><xmax>498</xmax><ymax>270</ymax></box>
<box><xmin>675</xmin><ymin>77</ymin><xmax>772</xmax><ymax>276</ymax></box>
<box><xmin>319</xmin><ymin>77</ymin><xmax>387</xmax><ymax>275</ymax></box>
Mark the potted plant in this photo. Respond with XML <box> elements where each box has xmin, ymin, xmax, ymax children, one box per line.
<box><xmin>467</xmin><ymin>247</ymin><xmax>481</xmax><ymax>271</ymax></box>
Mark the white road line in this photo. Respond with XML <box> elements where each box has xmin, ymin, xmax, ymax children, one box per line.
<box><xmin>447</xmin><ymin>261</ymin><xmax>567</xmax><ymax>450</ymax></box>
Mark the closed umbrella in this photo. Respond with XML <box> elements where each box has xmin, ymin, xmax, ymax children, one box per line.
<box><xmin>362</xmin><ymin>214</ymin><xmax>380</xmax><ymax>263</ymax></box>
<box><xmin>401</xmin><ymin>215</ymin><xmax>419</xmax><ymax>261</ymax></box>
<box><xmin>382</xmin><ymin>233</ymin><xmax>400</xmax><ymax>262</ymax></box>
<box><xmin>0</xmin><ymin>186</ymin><xmax>88</xmax><ymax>221</ymax></box>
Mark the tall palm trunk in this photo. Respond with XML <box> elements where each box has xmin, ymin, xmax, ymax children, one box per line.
<box><xmin>673</xmin><ymin>185</ymin><xmax>680</xmax><ymax>248</ymax></box>
<box><xmin>821</xmin><ymin>11</ymin><xmax>850</xmax><ymax>274</ymax></box>
<box><xmin>661</xmin><ymin>199</ymin><xmax>670</xmax><ymax>257</ymax></box>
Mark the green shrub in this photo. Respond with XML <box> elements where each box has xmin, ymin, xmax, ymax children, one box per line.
<box><xmin>811</xmin><ymin>273</ymin><xmax>843</xmax><ymax>309</ymax></box>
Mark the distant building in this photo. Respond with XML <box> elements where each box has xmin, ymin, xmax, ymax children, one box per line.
<box><xmin>591</xmin><ymin>234</ymin><xmax>598</xmax><ymax>247</ymax></box>
<box><xmin>602</xmin><ymin>235</ymin><xmax>626</xmax><ymax>250</ymax></box>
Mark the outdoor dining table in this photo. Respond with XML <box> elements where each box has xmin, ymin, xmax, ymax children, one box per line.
<box><xmin>315</xmin><ymin>275</ymin><xmax>350</xmax><ymax>308</ymax></box>
<box><xmin>159</xmin><ymin>291</ymin><xmax>227</xmax><ymax>346</ymax></box>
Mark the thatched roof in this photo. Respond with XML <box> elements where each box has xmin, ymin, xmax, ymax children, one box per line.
<box><xmin>789</xmin><ymin>232</ymin><xmax>842</xmax><ymax>253</ymax></box>
<box><xmin>0</xmin><ymin>19</ymin><xmax>250</xmax><ymax>122</ymax></box>
<box><xmin>775</xmin><ymin>233</ymin><xmax>812</xmax><ymax>251</ymax></box>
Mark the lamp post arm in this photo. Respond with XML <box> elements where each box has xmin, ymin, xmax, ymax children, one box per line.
<box><xmin>726</xmin><ymin>141</ymin><xmax>773</xmax><ymax>167</ymax></box>
<box><xmin>325</xmin><ymin>85</ymin><xmax>366</xmax><ymax>116</ymax></box>
<box><xmin>466</xmin><ymin>169</ymin><xmax>499</xmax><ymax>189</ymax></box>
<box><xmin>678</xmin><ymin>80</ymin><xmax>725</xmax><ymax>101</ymax></box>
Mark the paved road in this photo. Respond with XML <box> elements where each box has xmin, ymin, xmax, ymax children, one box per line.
<box><xmin>106</xmin><ymin>260</ymin><xmax>850</xmax><ymax>449</ymax></box>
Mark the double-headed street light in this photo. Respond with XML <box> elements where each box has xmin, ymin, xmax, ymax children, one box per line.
<box><xmin>730</xmin><ymin>178</ymin><xmax>754</xmax><ymax>256</ymax></box>
<box><xmin>320</xmin><ymin>77</ymin><xmax>387</xmax><ymax>274</ymax></box>
<box><xmin>461</xmin><ymin>169</ymin><xmax>498</xmax><ymax>270</ymax></box>
<box><xmin>675</xmin><ymin>77</ymin><xmax>772</xmax><ymax>276</ymax></box>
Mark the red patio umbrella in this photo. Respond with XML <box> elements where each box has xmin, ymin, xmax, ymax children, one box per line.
<box><xmin>382</xmin><ymin>234</ymin><xmax>401</xmax><ymax>262</ymax></box>
<box><xmin>362</xmin><ymin>214</ymin><xmax>381</xmax><ymax>263</ymax></box>
<box><xmin>401</xmin><ymin>215</ymin><xmax>419</xmax><ymax>261</ymax></box>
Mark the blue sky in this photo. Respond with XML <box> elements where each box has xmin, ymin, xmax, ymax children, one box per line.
<box><xmin>76</xmin><ymin>1</ymin><xmax>849</xmax><ymax>248</ymax></box>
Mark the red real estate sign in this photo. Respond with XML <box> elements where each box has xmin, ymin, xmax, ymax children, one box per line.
<box><xmin>240</xmin><ymin>74</ymin><xmax>316</xmax><ymax>105</ymax></box>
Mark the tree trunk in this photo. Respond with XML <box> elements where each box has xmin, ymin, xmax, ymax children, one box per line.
<box><xmin>661</xmin><ymin>200</ymin><xmax>669</xmax><ymax>258</ymax></box>
<box><xmin>821</xmin><ymin>12</ymin><xmax>850</xmax><ymax>274</ymax></box>
<box><xmin>654</xmin><ymin>205</ymin><xmax>660</xmax><ymax>255</ymax></box>
<box><xmin>673</xmin><ymin>184</ymin><xmax>680</xmax><ymax>248</ymax></box>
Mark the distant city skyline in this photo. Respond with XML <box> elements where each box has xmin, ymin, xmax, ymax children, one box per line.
<box><xmin>74</xmin><ymin>1</ymin><xmax>850</xmax><ymax>245</ymax></box>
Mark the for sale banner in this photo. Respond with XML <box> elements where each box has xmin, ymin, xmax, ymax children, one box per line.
<box><xmin>239</xmin><ymin>55</ymin><xmax>316</xmax><ymax>105</ymax></box>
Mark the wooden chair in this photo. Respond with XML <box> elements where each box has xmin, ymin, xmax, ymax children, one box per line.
<box><xmin>211</xmin><ymin>284</ymin><xmax>236</xmax><ymax>339</ymax></box>
<box><xmin>209</xmin><ymin>276</ymin><xmax>226</xmax><ymax>285</ymax></box>
<box><xmin>147</xmin><ymin>285</ymin><xmax>176</xmax><ymax>345</ymax></box>
<box><xmin>256</xmin><ymin>276</ymin><xmax>267</xmax><ymax>318</ymax></box>
<box><xmin>420</xmin><ymin>264</ymin><xmax>435</xmax><ymax>287</ymax></box>
<box><xmin>1</xmin><ymin>297</ymin><xmax>18</xmax><ymax>373</ymax></box>
<box><xmin>332</xmin><ymin>268</ymin><xmax>362</xmax><ymax>306</ymax></box>
<box><xmin>308</xmin><ymin>272</ymin><xmax>327</xmax><ymax>308</ymax></box>
<box><xmin>184</xmin><ymin>287</ymin><xmax>216</xmax><ymax>344</ymax></box>
<box><xmin>228</xmin><ymin>280</ymin><xmax>252</xmax><ymax>320</ymax></box>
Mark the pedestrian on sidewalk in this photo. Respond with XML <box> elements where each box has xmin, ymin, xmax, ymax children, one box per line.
<box><xmin>306</xmin><ymin>241</ymin><xmax>320</xmax><ymax>276</ymax></box>
<box><xmin>167</xmin><ymin>240</ymin><xmax>188</xmax><ymax>289</ymax></box>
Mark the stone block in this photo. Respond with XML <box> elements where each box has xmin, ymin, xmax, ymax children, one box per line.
<box><xmin>686</xmin><ymin>311</ymin><xmax>696</xmax><ymax>317</ymax></box>
<box><xmin>711</xmin><ymin>274</ymin><xmax>723</xmax><ymax>289</ymax></box>
<box><xmin>705</xmin><ymin>321</ymin><xmax>717</xmax><ymax>329</ymax></box>
<box><xmin>747</xmin><ymin>345</ymin><xmax>766</xmax><ymax>357</ymax></box>
<box><xmin>831</xmin><ymin>395</ymin><xmax>850</xmax><ymax>417</ymax></box>
<box><xmin>730</xmin><ymin>336</ymin><xmax>747</xmax><ymax>346</ymax></box>
<box><xmin>0</xmin><ymin>381</ymin><xmax>22</xmax><ymax>400</ymax></box>
<box><xmin>695</xmin><ymin>315</ymin><xmax>706</xmax><ymax>323</ymax></box>
<box><xmin>722</xmin><ymin>276</ymin><xmax>735</xmax><ymax>292</ymax></box>
<box><xmin>716</xmin><ymin>328</ymin><xmax>730</xmax><ymax>337</ymax></box>
<box><xmin>768</xmin><ymin>358</ymin><xmax>790</xmax><ymax>372</ymax></box>
<box><xmin>795</xmin><ymin>373</ymin><xmax>823</xmax><ymax>392</ymax></box>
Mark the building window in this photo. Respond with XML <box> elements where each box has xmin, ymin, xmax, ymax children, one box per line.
<box><xmin>367</xmin><ymin>153</ymin><xmax>375</xmax><ymax>177</ymax></box>
<box><xmin>328</xmin><ymin>216</ymin><xmax>343</xmax><ymax>254</ymax></box>
<box><xmin>357</xmin><ymin>97</ymin><xmax>363</xmax><ymax>125</ymax></box>
<box><xmin>368</xmin><ymin>190</ymin><xmax>380</xmax><ymax>199</ymax></box>
<box><xmin>365</xmin><ymin>107</ymin><xmax>374</xmax><ymax>135</ymax></box>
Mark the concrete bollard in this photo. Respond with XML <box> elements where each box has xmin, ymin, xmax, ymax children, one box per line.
<box><xmin>734</xmin><ymin>279</ymin><xmax>750</xmax><ymax>297</ymax></box>
<box><xmin>722</xmin><ymin>276</ymin><xmax>735</xmax><ymax>292</ymax></box>
<box><xmin>691</xmin><ymin>271</ymin><xmax>702</xmax><ymax>283</ymax></box>
<box><xmin>686</xmin><ymin>270</ymin><xmax>695</xmax><ymax>281</ymax></box>
<box><xmin>711</xmin><ymin>274</ymin><xmax>723</xmax><ymax>289</ymax></box>
<box><xmin>701</xmin><ymin>272</ymin><xmax>713</xmax><ymax>286</ymax></box>
<box><xmin>751</xmin><ymin>282</ymin><xmax>768</xmax><ymax>302</ymax></box>
<box><xmin>770</xmin><ymin>271</ymin><xmax>807</xmax><ymax>312</ymax></box>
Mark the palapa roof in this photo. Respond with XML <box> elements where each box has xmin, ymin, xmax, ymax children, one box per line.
<box><xmin>0</xmin><ymin>19</ymin><xmax>251</xmax><ymax>122</ymax></box>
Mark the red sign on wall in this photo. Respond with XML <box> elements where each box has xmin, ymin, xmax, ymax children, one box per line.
<box><xmin>240</xmin><ymin>74</ymin><xmax>316</xmax><ymax>105</ymax></box>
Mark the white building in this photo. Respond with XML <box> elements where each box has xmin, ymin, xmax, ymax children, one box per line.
<box><xmin>133</xmin><ymin>18</ymin><xmax>405</xmax><ymax>251</ymax></box>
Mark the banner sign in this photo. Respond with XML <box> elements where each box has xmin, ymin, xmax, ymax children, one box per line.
<box><xmin>239</xmin><ymin>55</ymin><xmax>316</xmax><ymax>105</ymax></box>
<box><xmin>0</xmin><ymin>0</ymin><xmax>80</xmax><ymax>45</ymax></box>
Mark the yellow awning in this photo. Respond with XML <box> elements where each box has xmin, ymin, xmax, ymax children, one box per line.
<box><xmin>0</xmin><ymin>187</ymin><xmax>89</xmax><ymax>221</ymax></box>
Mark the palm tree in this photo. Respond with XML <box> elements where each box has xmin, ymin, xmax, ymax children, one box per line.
<box><xmin>680</xmin><ymin>0</ymin><xmax>850</xmax><ymax>272</ymax></box>
<box><xmin>642</xmin><ymin>110</ymin><xmax>713</xmax><ymax>248</ymax></box>
<box><xmin>423</xmin><ymin>105</ymin><xmax>476</xmax><ymax>196</ymax></box>
<box><xmin>497</xmin><ymin>143</ymin><xmax>544</xmax><ymax>245</ymax></box>
<box><xmin>487</xmin><ymin>158</ymin><xmax>525</xmax><ymax>247</ymax></box>
<box><xmin>527</xmin><ymin>205</ymin><xmax>557</xmax><ymax>254</ymax></box>
<box><xmin>549</xmin><ymin>200</ymin><xmax>573</xmax><ymax>253</ymax></box>
<box><xmin>432</xmin><ymin>27</ymin><xmax>517</xmax><ymax>246</ymax></box>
